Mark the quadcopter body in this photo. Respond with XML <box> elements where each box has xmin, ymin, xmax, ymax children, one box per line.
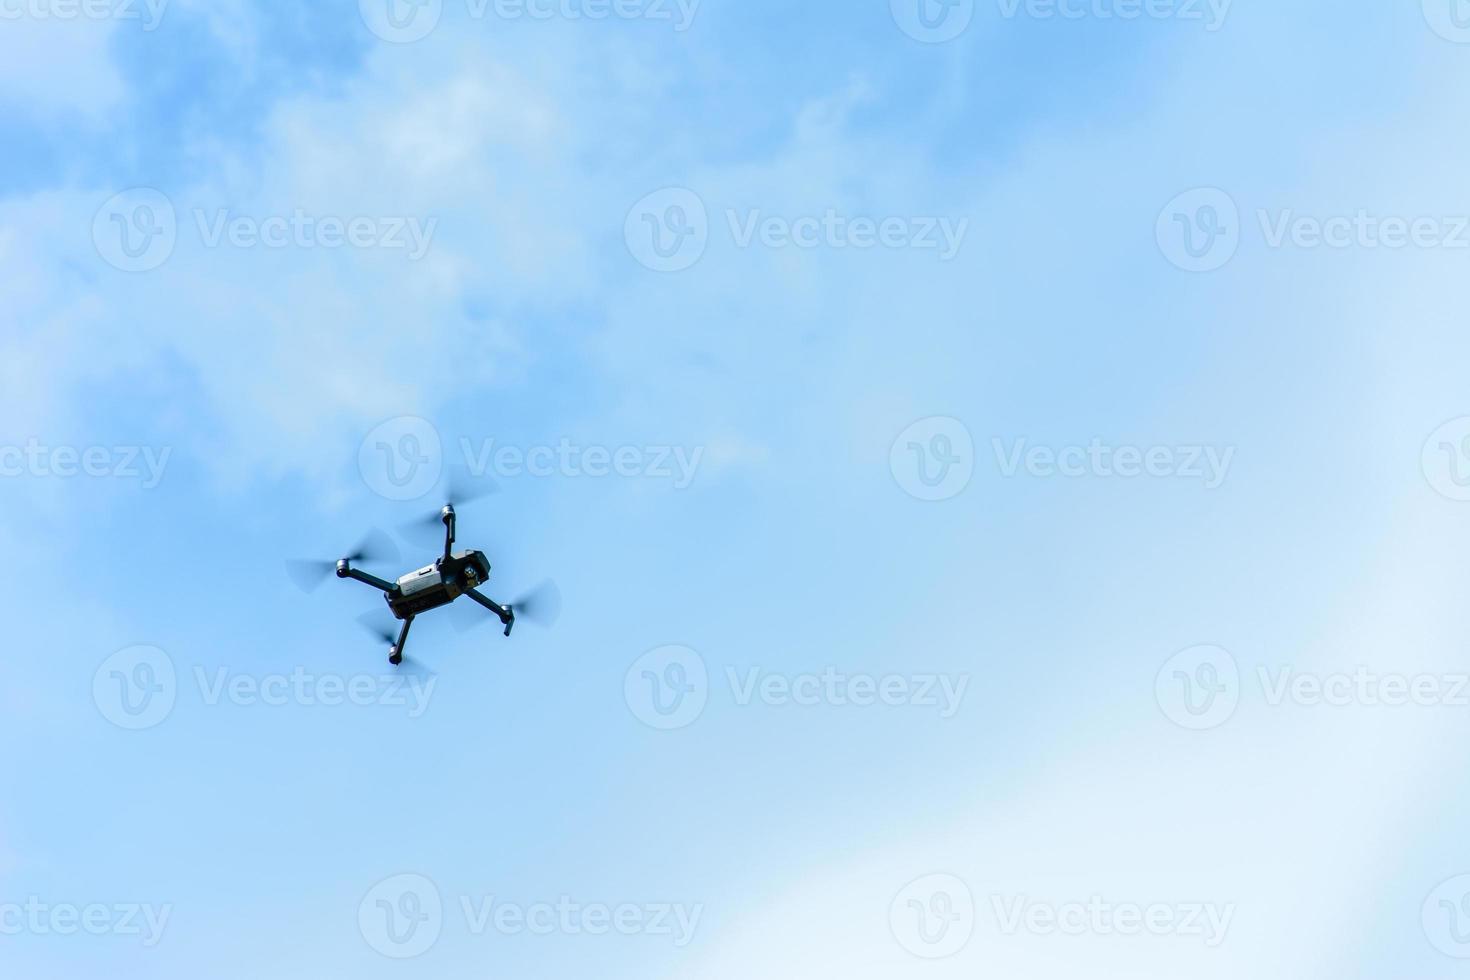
<box><xmin>334</xmin><ymin>504</ymin><xmax>515</xmax><ymax>665</ymax></box>
<box><xmin>382</xmin><ymin>549</ymin><xmax>492</xmax><ymax>619</ymax></box>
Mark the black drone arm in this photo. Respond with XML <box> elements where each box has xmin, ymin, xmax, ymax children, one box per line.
<box><xmin>466</xmin><ymin>588</ymin><xmax>515</xmax><ymax>636</ymax></box>
<box><xmin>442</xmin><ymin>505</ymin><xmax>457</xmax><ymax>564</ymax></box>
<box><xmin>337</xmin><ymin>561</ymin><xmax>396</xmax><ymax>594</ymax></box>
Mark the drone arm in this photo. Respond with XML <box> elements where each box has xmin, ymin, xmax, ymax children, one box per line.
<box><xmin>442</xmin><ymin>506</ymin><xmax>456</xmax><ymax>564</ymax></box>
<box><xmin>466</xmin><ymin>588</ymin><xmax>515</xmax><ymax>637</ymax></box>
<box><xmin>391</xmin><ymin>616</ymin><xmax>414</xmax><ymax>664</ymax></box>
<box><xmin>337</xmin><ymin>562</ymin><xmax>396</xmax><ymax>594</ymax></box>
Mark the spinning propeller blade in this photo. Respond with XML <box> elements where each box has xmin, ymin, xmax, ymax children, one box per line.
<box><xmin>510</xmin><ymin>580</ymin><xmax>562</xmax><ymax>628</ymax></box>
<box><xmin>356</xmin><ymin>611</ymin><xmax>397</xmax><ymax>646</ymax></box>
<box><xmin>401</xmin><ymin>465</ymin><xmax>499</xmax><ymax>542</ymax></box>
<box><xmin>286</xmin><ymin>528</ymin><xmax>400</xmax><ymax>593</ymax></box>
<box><xmin>451</xmin><ymin>580</ymin><xmax>562</xmax><ymax>633</ymax></box>
<box><xmin>449</xmin><ymin>597</ymin><xmax>491</xmax><ymax>633</ymax></box>
<box><xmin>356</xmin><ymin>611</ymin><xmax>435</xmax><ymax>676</ymax></box>
<box><xmin>342</xmin><ymin>528</ymin><xmax>399</xmax><ymax>565</ymax></box>
<box><xmin>285</xmin><ymin>560</ymin><xmax>336</xmax><ymax>594</ymax></box>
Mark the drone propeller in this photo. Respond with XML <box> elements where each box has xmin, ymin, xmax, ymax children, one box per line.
<box><xmin>401</xmin><ymin>466</ymin><xmax>499</xmax><ymax>545</ymax></box>
<box><xmin>452</xmin><ymin>579</ymin><xmax>562</xmax><ymax>633</ymax></box>
<box><xmin>355</xmin><ymin>611</ymin><xmax>436</xmax><ymax>676</ymax></box>
<box><xmin>510</xmin><ymin>580</ymin><xmax>562</xmax><ymax>628</ymax></box>
<box><xmin>286</xmin><ymin>528</ymin><xmax>400</xmax><ymax>593</ymax></box>
<box><xmin>356</xmin><ymin>612</ymin><xmax>396</xmax><ymax>646</ymax></box>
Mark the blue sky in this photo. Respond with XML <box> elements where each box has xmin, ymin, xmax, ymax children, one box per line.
<box><xmin>6</xmin><ymin>0</ymin><xmax>1470</xmax><ymax>976</ymax></box>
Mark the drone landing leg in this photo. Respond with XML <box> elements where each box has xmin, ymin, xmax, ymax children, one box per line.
<box><xmin>390</xmin><ymin>616</ymin><xmax>414</xmax><ymax>666</ymax></box>
<box><xmin>466</xmin><ymin>588</ymin><xmax>515</xmax><ymax>637</ymax></box>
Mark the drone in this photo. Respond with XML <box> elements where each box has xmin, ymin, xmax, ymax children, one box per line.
<box><xmin>288</xmin><ymin>498</ymin><xmax>557</xmax><ymax>667</ymax></box>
